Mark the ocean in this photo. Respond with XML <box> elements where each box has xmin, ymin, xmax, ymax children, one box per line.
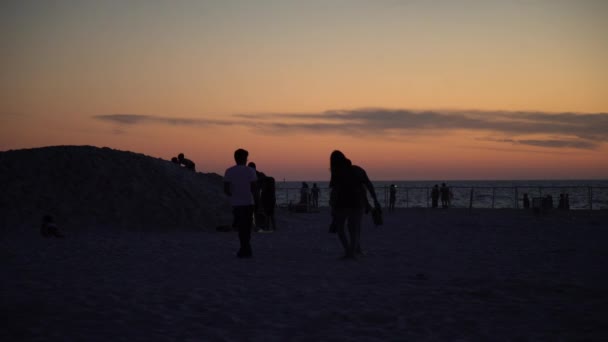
<box><xmin>275</xmin><ymin>180</ymin><xmax>608</xmax><ymax>210</ymax></box>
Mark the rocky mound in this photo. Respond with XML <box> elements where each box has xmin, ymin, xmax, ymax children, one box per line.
<box><xmin>0</xmin><ymin>145</ymin><xmax>231</xmax><ymax>231</ymax></box>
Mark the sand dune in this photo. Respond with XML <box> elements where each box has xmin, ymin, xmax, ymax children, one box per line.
<box><xmin>0</xmin><ymin>145</ymin><xmax>230</xmax><ymax>231</ymax></box>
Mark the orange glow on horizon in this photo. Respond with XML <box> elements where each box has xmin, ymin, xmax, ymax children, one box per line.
<box><xmin>2</xmin><ymin>1</ymin><xmax>607</xmax><ymax>180</ymax></box>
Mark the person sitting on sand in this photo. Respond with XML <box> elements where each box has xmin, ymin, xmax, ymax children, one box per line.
<box><xmin>41</xmin><ymin>215</ymin><xmax>64</xmax><ymax>238</ymax></box>
<box><xmin>178</xmin><ymin>153</ymin><xmax>196</xmax><ymax>171</ymax></box>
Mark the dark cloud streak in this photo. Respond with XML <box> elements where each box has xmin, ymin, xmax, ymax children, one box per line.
<box><xmin>94</xmin><ymin>114</ymin><xmax>236</xmax><ymax>126</ymax></box>
<box><xmin>485</xmin><ymin>138</ymin><xmax>599</xmax><ymax>150</ymax></box>
<box><xmin>93</xmin><ymin>109</ymin><xmax>608</xmax><ymax>150</ymax></box>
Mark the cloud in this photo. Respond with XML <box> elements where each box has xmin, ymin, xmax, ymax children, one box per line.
<box><xmin>516</xmin><ymin>139</ymin><xmax>598</xmax><ymax>149</ymax></box>
<box><xmin>483</xmin><ymin>138</ymin><xmax>599</xmax><ymax>150</ymax></box>
<box><xmin>94</xmin><ymin>114</ymin><xmax>236</xmax><ymax>126</ymax></box>
<box><xmin>93</xmin><ymin>109</ymin><xmax>608</xmax><ymax>149</ymax></box>
<box><xmin>240</xmin><ymin>109</ymin><xmax>608</xmax><ymax>140</ymax></box>
<box><xmin>240</xmin><ymin>109</ymin><xmax>608</xmax><ymax>149</ymax></box>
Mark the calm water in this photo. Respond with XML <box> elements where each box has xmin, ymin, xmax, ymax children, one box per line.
<box><xmin>276</xmin><ymin>180</ymin><xmax>608</xmax><ymax>210</ymax></box>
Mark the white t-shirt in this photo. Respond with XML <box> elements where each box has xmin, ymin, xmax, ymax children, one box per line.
<box><xmin>224</xmin><ymin>165</ymin><xmax>257</xmax><ymax>206</ymax></box>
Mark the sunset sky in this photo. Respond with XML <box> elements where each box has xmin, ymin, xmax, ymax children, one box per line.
<box><xmin>2</xmin><ymin>0</ymin><xmax>607</xmax><ymax>180</ymax></box>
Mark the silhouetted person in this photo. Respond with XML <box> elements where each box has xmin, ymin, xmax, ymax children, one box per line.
<box><xmin>248</xmin><ymin>162</ymin><xmax>266</xmax><ymax>230</ymax></box>
<box><xmin>224</xmin><ymin>149</ymin><xmax>257</xmax><ymax>258</ymax></box>
<box><xmin>440</xmin><ymin>183</ymin><xmax>449</xmax><ymax>208</ymax></box>
<box><xmin>448</xmin><ymin>187</ymin><xmax>454</xmax><ymax>207</ymax></box>
<box><xmin>311</xmin><ymin>183</ymin><xmax>320</xmax><ymax>209</ymax></box>
<box><xmin>178</xmin><ymin>153</ymin><xmax>196</xmax><ymax>171</ymax></box>
<box><xmin>329</xmin><ymin>150</ymin><xmax>380</xmax><ymax>259</ymax></box>
<box><xmin>559</xmin><ymin>193</ymin><xmax>566</xmax><ymax>209</ymax></box>
<box><xmin>523</xmin><ymin>193</ymin><xmax>530</xmax><ymax>209</ymax></box>
<box><xmin>389</xmin><ymin>184</ymin><xmax>396</xmax><ymax>213</ymax></box>
<box><xmin>41</xmin><ymin>215</ymin><xmax>64</xmax><ymax>238</ymax></box>
<box><xmin>171</xmin><ymin>157</ymin><xmax>180</xmax><ymax>164</ymax></box>
<box><xmin>261</xmin><ymin>176</ymin><xmax>277</xmax><ymax>231</ymax></box>
<box><xmin>300</xmin><ymin>182</ymin><xmax>310</xmax><ymax>206</ymax></box>
<box><xmin>431</xmin><ymin>184</ymin><xmax>440</xmax><ymax>208</ymax></box>
<box><xmin>543</xmin><ymin>195</ymin><xmax>553</xmax><ymax>210</ymax></box>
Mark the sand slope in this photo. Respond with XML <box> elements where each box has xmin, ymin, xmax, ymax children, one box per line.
<box><xmin>0</xmin><ymin>145</ymin><xmax>230</xmax><ymax>231</ymax></box>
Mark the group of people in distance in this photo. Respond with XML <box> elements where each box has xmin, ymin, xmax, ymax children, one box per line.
<box><xmin>388</xmin><ymin>182</ymin><xmax>452</xmax><ymax>212</ymax></box>
<box><xmin>298</xmin><ymin>182</ymin><xmax>321</xmax><ymax>209</ymax></box>
<box><xmin>224</xmin><ymin>148</ymin><xmax>380</xmax><ymax>259</ymax></box>
<box><xmin>522</xmin><ymin>192</ymin><xmax>570</xmax><ymax>210</ymax></box>
<box><xmin>171</xmin><ymin>153</ymin><xmax>196</xmax><ymax>171</ymax></box>
<box><xmin>431</xmin><ymin>183</ymin><xmax>453</xmax><ymax>208</ymax></box>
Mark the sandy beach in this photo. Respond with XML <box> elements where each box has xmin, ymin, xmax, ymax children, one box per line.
<box><xmin>1</xmin><ymin>146</ymin><xmax>607</xmax><ymax>341</ymax></box>
<box><xmin>2</xmin><ymin>207</ymin><xmax>608</xmax><ymax>341</ymax></box>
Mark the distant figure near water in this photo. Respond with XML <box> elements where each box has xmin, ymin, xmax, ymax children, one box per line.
<box><xmin>440</xmin><ymin>183</ymin><xmax>450</xmax><ymax>208</ymax></box>
<box><xmin>523</xmin><ymin>193</ymin><xmax>530</xmax><ymax>209</ymax></box>
<box><xmin>431</xmin><ymin>184</ymin><xmax>440</xmax><ymax>208</ymax></box>
<box><xmin>311</xmin><ymin>183</ymin><xmax>320</xmax><ymax>209</ymax></box>
<box><xmin>558</xmin><ymin>193</ymin><xmax>571</xmax><ymax>210</ymax></box>
<box><xmin>224</xmin><ymin>148</ymin><xmax>258</xmax><ymax>258</ymax></box>
<box><xmin>389</xmin><ymin>184</ymin><xmax>396</xmax><ymax>213</ymax></box>
<box><xmin>261</xmin><ymin>176</ymin><xmax>277</xmax><ymax>231</ymax></box>
<box><xmin>300</xmin><ymin>182</ymin><xmax>310</xmax><ymax>206</ymax></box>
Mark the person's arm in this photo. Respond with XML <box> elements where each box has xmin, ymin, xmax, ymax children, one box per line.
<box><xmin>250</xmin><ymin>171</ymin><xmax>258</xmax><ymax>203</ymax></box>
<box><xmin>361</xmin><ymin>170</ymin><xmax>380</xmax><ymax>207</ymax></box>
<box><xmin>224</xmin><ymin>182</ymin><xmax>231</xmax><ymax>196</ymax></box>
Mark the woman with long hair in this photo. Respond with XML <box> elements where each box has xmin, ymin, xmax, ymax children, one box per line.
<box><xmin>329</xmin><ymin>150</ymin><xmax>380</xmax><ymax>258</ymax></box>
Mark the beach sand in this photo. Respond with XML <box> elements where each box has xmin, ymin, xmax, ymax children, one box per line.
<box><xmin>2</xmin><ymin>208</ymin><xmax>608</xmax><ymax>341</ymax></box>
<box><xmin>2</xmin><ymin>146</ymin><xmax>607</xmax><ymax>340</ymax></box>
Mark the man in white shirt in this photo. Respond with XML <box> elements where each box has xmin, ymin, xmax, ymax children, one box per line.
<box><xmin>224</xmin><ymin>148</ymin><xmax>258</xmax><ymax>258</ymax></box>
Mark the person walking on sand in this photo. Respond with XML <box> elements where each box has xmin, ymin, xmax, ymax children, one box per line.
<box><xmin>329</xmin><ymin>150</ymin><xmax>380</xmax><ymax>259</ymax></box>
<box><xmin>247</xmin><ymin>162</ymin><xmax>266</xmax><ymax>230</ymax></box>
<box><xmin>300</xmin><ymin>182</ymin><xmax>310</xmax><ymax>206</ymax></box>
<box><xmin>311</xmin><ymin>183</ymin><xmax>320</xmax><ymax>209</ymax></box>
<box><xmin>224</xmin><ymin>149</ymin><xmax>258</xmax><ymax>258</ymax></box>
<box><xmin>389</xmin><ymin>184</ymin><xmax>396</xmax><ymax>213</ymax></box>
<box><xmin>431</xmin><ymin>184</ymin><xmax>440</xmax><ymax>208</ymax></box>
<box><xmin>261</xmin><ymin>176</ymin><xmax>277</xmax><ymax>231</ymax></box>
<box><xmin>440</xmin><ymin>183</ymin><xmax>449</xmax><ymax>208</ymax></box>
